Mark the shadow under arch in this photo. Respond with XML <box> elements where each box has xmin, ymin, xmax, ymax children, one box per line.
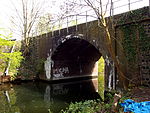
<box><xmin>51</xmin><ymin>35</ymin><xmax>103</xmax><ymax>101</ymax></box>
<box><xmin>51</xmin><ymin>36</ymin><xmax>102</xmax><ymax>78</ymax></box>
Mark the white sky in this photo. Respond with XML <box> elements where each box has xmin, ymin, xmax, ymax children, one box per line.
<box><xmin>0</xmin><ymin>0</ymin><xmax>12</xmax><ymax>29</ymax></box>
<box><xmin>0</xmin><ymin>0</ymin><xmax>67</xmax><ymax>28</ymax></box>
<box><xmin>0</xmin><ymin>0</ymin><xmax>149</xmax><ymax>39</ymax></box>
<box><xmin>0</xmin><ymin>0</ymin><xmax>60</xmax><ymax>39</ymax></box>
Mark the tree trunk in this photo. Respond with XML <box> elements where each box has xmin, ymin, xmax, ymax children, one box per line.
<box><xmin>104</xmin><ymin>26</ymin><xmax>129</xmax><ymax>90</ymax></box>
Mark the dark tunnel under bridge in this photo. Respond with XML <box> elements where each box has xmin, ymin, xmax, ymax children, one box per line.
<box><xmin>51</xmin><ymin>38</ymin><xmax>102</xmax><ymax>79</ymax></box>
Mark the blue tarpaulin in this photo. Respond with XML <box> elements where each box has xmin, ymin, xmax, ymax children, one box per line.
<box><xmin>120</xmin><ymin>99</ymin><xmax>150</xmax><ymax>113</ymax></box>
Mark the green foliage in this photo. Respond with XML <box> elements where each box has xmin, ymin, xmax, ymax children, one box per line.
<box><xmin>60</xmin><ymin>91</ymin><xmax>127</xmax><ymax>113</ymax></box>
<box><xmin>139</xmin><ymin>25</ymin><xmax>150</xmax><ymax>51</ymax></box>
<box><xmin>36</xmin><ymin>58</ymin><xmax>45</xmax><ymax>74</ymax></box>
<box><xmin>18</xmin><ymin>58</ymin><xmax>35</xmax><ymax>77</ymax></box>
<box><xmin>98</xmin><ymin>57</ymin><xmax>105</xmax><ymax>100</ymax></box>
<box><xmin>98</xmin><ymin>75</ymin><xmax>104</xmax><ymax>100</ymax></box>
<box><xmin>121</xmin><ymin>24</ymin><xmax>137</xmax><ymax>63</ymax></box>
<box><xmin>60</xmin><ymin>99</ymin><xmax>101</xmax><ymax>113</ymax></box>
<box><xmin>60</xmin><ymin>98</ymin><xmax>118</xmax><ymax>113</ymax></box>
<box><xmin>121</xmin><ymin>23</ymin><xmax>149</xmax><ymax>80</ymax></box>
<box><xmin>98</xmin><ymin>57</ymin><xmax>104</xmax><ymax>73</ymax></box>
<box><xmin>104</xmin><ymin>91</ymin><xmax>115</xmax><ymax>104</ymax></box>
<box><xmin>48</xmin><ymin>109</ymin><xmax>53</xmax><ymax>113</ymax></box>
<box><xmin>0</xmin><ymin>31</ymin><xmax>23</xmax><ymax>78</ymax></box>
<box><xmin>121</xmin><ymin>19</ymin><xmax>149</xmax><ymax>64</ymax></box>
<box><xmin>0</xmin><ymin>37</ymin><xmax>14</xmax><ymax>47</ymax></box>
<box><xmin>120</xmin><ymin>17</ymin><xmax>149</xmax><ymax>86</ymax></box>
<box><xmin>0</xmin><ymin>52</ymin><xmax>23</xmax><ymax>72</ymax></box>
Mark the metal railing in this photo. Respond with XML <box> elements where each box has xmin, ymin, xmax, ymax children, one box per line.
<box><xmin>37</xmin><ymin>0</ymin><xmax>149</xmax><ymax>36</ymax></box>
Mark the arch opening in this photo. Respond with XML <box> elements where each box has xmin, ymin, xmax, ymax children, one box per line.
<box><xmin>51</xmin><ymin>38</ymin><xmax>102</xmax><ymax>78</ymax></box>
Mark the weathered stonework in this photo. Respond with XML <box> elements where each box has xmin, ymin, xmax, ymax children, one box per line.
<box><xmin>139</xmin><ymin>22</ymin><xmax>150</xmax><ymax>87</ymax></box>
<box><xmin>23</xmin><ymin>7</ymin><xmax>150</xmax><ymax>89</ymax></box>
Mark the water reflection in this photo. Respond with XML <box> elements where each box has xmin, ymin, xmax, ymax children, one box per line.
<box><xmin>52</xmin><ymin>84</ymin><xmax>69</xmax><ymax>96</ymax></box>
<box><xmin>44</xmin><ymin>85</ymin><xmax>51</xmax><ymax>102</ymax></box>
<box><xmin>4</xmin><ymin>91</ymin><xmax>10</xmax><ymax>103</ymax></box>
<box><xmin>0</xmin><ymin>79</ymin><xmax>100</xmax><ymax>113</ymax></box>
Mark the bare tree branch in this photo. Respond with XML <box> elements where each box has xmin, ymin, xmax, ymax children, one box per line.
<box><xmin>104</xmin><ymin>0</ymin><xmax>110</xmax><ymax>16</ymax></box>
<box><xmin>76</xmin><ymin>0</ymin><xmax>129</xmax><ymax>89</ymax></box>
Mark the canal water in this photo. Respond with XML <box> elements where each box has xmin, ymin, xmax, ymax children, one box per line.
<box><xmin>0</xmin><ymin>79</ymin><xmax>100</xmax><ymax>113</ymax></box>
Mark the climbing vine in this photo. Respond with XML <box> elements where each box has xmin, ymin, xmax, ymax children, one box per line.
<box><xmin>121</xmin><ymin>24</ymin><xmax>138</xmax><ymax>63</ymax></box>
<box><xmin>138</xmin><ymin>25</ymin><xmax>150</xmax><ymax>52</ymax></box>
<box><xmin>120</xmin><ymin>22</ymin><xmax>150</xmax><ymax>86</ymax></box>
<box><xmin>121</xmin><ymin>23</ymin><xmax>149</xmax><ymax>63</ymax></box>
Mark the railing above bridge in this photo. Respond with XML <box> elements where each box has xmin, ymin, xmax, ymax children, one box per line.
<box><xmin>35</xmin><ymin>0</ymin><xmax>149</xmax><ymax>36</ymax></box>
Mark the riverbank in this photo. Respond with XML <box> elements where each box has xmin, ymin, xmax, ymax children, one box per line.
<box><xmin>61</xmin><ymin>86</ymin><xmax>150</xmax><ymax>113</ymax></box>
<box><xmin>1</xmin><ymin>76</ymin><xmax>150</xmax><ymax>113</ymax></box>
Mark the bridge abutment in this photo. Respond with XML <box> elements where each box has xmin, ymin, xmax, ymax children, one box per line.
<box><xmin>21</xmin><ymin>7</ymin><xmax>150</xmax><ymax>90</ymax></box>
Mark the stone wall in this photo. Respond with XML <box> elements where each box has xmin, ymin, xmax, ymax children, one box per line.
<box><xmin>114</xmin><ymin>7</ymin><xmax>150</xmax><ymax>87</ymax></box>
<box><xmin>23</xmin><ymin>7</ymin><xmax>150</xmax><ymax>88</ymax></box>
<box><xmin>139</xmin><ymin>21</ymin><xmax>150</xmax><ymax>87</ymax></box>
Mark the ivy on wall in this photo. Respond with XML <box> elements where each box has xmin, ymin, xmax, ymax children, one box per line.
<box><xmin>121</xmin><ymin>24</ymin><xmax>137</xmax><ymax>63</ymax></box>
<box><xmin>121</xmin><ymin>23</ymin><xmax>149</xmax><ymax>63</ymax></box>
<box><xmin>116</xmin><ymin>7</ymin><xmax>149</xmax><ymax>66</ymax></box>
<box><xmin>120</xmin><ymin>22</ymin><xmax>150</xmax><ymax>86</ymax></box>
<box><xmin>138</xmin><ymin>25</ymin><xmax>150</xmax><ymax>52</ymax></box>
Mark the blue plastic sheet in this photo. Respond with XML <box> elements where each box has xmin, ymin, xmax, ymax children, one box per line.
<box><xmin>120</xmin><ymin>99</ymin><xmax>150</xmax><ymax>113</ymax></box>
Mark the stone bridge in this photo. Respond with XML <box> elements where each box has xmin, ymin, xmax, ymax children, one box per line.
<box><xmin>26</xmin><ymin>7</ymin><xmax>150</xmax><ymax>89</ymax></box>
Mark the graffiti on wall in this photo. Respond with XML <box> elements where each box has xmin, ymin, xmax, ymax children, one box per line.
<box><xmin>53</xmin><ymin>67</ymin><xmax>69</xmax><ymax>78</ymax></box>
<box><xmin>44</xmin><ymin>50</ymin><xmax>54</xmax><ymax>79</ymax></box>
<box><xmin>105</xmin><ymin>55</ymin><xmax>115</xmax><ymax>90</ymax></box>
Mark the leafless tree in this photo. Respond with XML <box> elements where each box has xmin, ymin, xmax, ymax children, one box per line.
<box><xmin>83</xmin><ymin>0</ymin><xmax>130</xmax><ymax>90</ymax></box>
<box><xmin>64</xmin><ymin>0</ymin><xmax>129</xmax><ymax>90</ymax></box>
<box><xmin>10</xmin><ymin>0</ymin><xmax>45</xmax><ymax>54</ymax></box>
<box><xmin>35</xmin><ymin>0</ymin><xmax>83</xmax><ymax>35</ymax></box>
<box><xmin>36</xmin><ymin>13</ymin><xmax>53</xmax><ymax>35</ymax></box>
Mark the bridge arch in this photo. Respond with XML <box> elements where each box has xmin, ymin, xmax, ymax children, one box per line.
<box><xmin>51</xmin><ymin>35</ymin><xmax>102</xmax><ymax>79</ymax></box>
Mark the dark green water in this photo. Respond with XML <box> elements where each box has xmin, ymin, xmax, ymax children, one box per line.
<box><xmin>0</xmin><ymin>80</ymin><xmax>100</xmax><ymax>113</ymax></box>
